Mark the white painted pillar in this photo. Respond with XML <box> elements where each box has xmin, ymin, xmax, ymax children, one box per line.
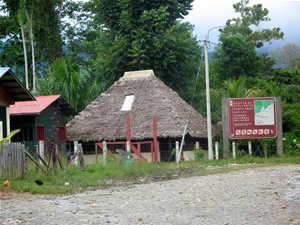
<box><xmin>175</xmin><ymin>141</ymin><xmax>179</xmax><ymax>161</ymax></box>
<box><xmin>157</xmin><ymin>141</ymin><xmax>160</xmax><ymax>162</ymax></box>
<box><xmin>74</xmin><ymin>141</ymin><xmax>79</xmax><ymax>166</ymax></box>
<box><xmin>103</xmin><ymin>141</ymin><xmax>107</xmax><ymax>166</ymax></box>
<box><xmin>248</xmin><ymin>141</ymin><xmax>252</xmax><ymax>157</ymax></box>
<box><xmin>39</xmin><ymin>140</ymin><xmax>44</xmax><ymax>165</ymax></box>
<box><xmin>196</xmin><ymin>141</ymin><xmax>200</xmax><ymax>150</ymax></box>
<box><xmin>6</xmin><ymin>107</ymin><xmax>10</xmax><ymax>137</ymax></box>
<box><xmin>215</xmin><ymin>142</ymin><xmax>219</xmax><ymax>160</ymax></box>
<box><xmin>126</xmin><ymin>141</ymin><xmax>131</xmax><ymax>159</ymax></box>
<box><xmin>0</xmin><ymin>121</ymin><xmax>3</xmax><ymax>139</ymax></box>
<box><xmin>232</xmin><ymin>141</ymin><xmax>236</xmax><ymax>159</ymax></box>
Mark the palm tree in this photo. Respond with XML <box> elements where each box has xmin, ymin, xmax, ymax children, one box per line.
<box><xmin>37</xmin><ymin>57</ymin><xmax>105</xmax><ymax>112</ymax></box>
<box><xmin>213</xmin><ymin>75</ymin><xmax>265</xmax><ymax>99</ymax></box>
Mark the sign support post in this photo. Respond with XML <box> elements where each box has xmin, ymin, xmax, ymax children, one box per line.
<box><xmin>222</xmin><ymin>98</ymin><xmax>229</xmax><ymax>158</ymax></box>
<box><xmin>276</xmin><ymin>96</ymin><xmax>283</xmax><ymax>156</ymax></box>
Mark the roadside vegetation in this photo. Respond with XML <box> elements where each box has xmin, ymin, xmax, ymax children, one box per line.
<box><xmin>1</xmin><ymin>155</ymin><xmax>299</xmax><ymax>195</ymax></box>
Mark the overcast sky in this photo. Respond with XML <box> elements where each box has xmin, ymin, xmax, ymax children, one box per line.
<box><xmin>183</xmin><ymin>0</ymin><xmax>300</xmax><ymax>51</ymax></box>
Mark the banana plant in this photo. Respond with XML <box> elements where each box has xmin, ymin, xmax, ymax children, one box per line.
<box><xmin>0</xmin><ymin>129</ymin><xmax>21</xmax><ymax>144</ymax></box>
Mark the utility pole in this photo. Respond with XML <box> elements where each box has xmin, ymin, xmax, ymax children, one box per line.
<box><xmin>205</xmin><ymin>35</ymin><xmax>213</xmax><ymax>160</ymax></box>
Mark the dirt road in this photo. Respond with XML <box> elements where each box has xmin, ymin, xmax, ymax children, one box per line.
<box><xmin>1</xmin><ymin>164</ymin><xmax>300</xmax><ymax>225</ymax></box>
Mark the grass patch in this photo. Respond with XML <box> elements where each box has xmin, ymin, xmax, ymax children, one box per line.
<box><xmin>1</xmin><ymin>155</ymin><xmax>299</xmax><ymax>194</ymax></box>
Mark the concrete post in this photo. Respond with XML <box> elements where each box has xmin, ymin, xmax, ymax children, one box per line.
<box><xmin>103</xmin><ymin>141</ymin><xmax>107</xmax><ymax>166</ymax></box>
<box><xmin>157</xmin><ymin>141</ymin><xmax>161</xmax><ymax>162</ymax></box>
<box><xmin>0</xmin><ymin>121</ymin><xmax>3</xmax><ymax>139</ymax></box>
<box><xmin>39</xmin><ymin>140</ymin><xmax>44</xmax><ymax>165</ymax></box>
<box><xmin>175</xmin><ymin>141</ymin><xmax>179</xmax><ymax>162</ymax></box>
<box><xmin>74</xmin><ymin>141</ymin><xmax>79</xmax><ymax>166</ymax></box>
<box><xmin>248</xmin><ymin>141</ymin><xmax>252</xmax><ymax>157</ymax></box>
<box><xmin>6</xmin><ymin>107</ymin><xmax>10</xmax><ymax>138</ymax></box>
<box><xmin>126</xmin><ymin>141</ymin><xmax>131</xmax><ymax>159</ymax></box>
<box><xmin>232</xmin><ymin>141</ymin><xmax>236</xmax><ymax>159</ymax></box>
<box><xmin>215</xmin><ymin>142</ymin><xmax>219</xmax><ymax>160</ymax></box>
<box><xmin>196</xmin><ymin>141</ymin><xmax>200</xmax><ymax>150</ymax></box>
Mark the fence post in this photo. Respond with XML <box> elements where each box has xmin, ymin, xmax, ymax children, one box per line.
<box><xmin>103</xmin><ymin>141</ymin><xmax>107</xmax><ymax>166</ymax></box>
<box><xmin>157</xmin><ymin>141</ymin><xmax>160</xmax><ymax>162</ymax></box>
<box><xmin>248</xmin><ymin>141</ymin><xmax>252</xmax><ymax>157</ymax></box>
<box><xmin>78</xmin><ymin>144</ymin><xmax>86</xmax><ymax>171</ymax></box>
<box><xmin>232</xmin><ymin>142</ymin><xmax>236</xmax><ymax>159</ymax></box>
<box><xmin>35</xmin><ymin>145</ymin><xmax>39</xmax><ymax>171</ymax></box>
<box><xmin>126</xmin><ymin>141</ymin><xmax>131</xmax><ymax>159</ymax></box>
<box><xmin>95</xmin><ymin>144</ymin><xmax>98</xmax><ymax>164</ymax></box>
<box><xmin>175</xmin><ymin>141</ymin><xmax>179</xmax><ymax>162</ymax></box>
<box><xmin>53</xmin><ymin>144</ymin><xmax>58</xmax><ymax>172</ymax></box>
<box><xmin>215</xmin><ymin>142</ymin><xmax>219</xmax><ymax>160</ymax></box>
<box><xmin>39</xmin><ymin>140</ymin><xmax>44</xmax><ymax>165</ymax></box>
<box><xmin>74</xmin><ymin>141</ymin><xmax>79</xmax><ymax>166</ymax></box>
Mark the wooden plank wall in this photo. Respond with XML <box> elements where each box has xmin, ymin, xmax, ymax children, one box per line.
<box><xmin>0</xmin><ymin>143</ymin><xmax>26</xmax><ymax>179</ymax></box>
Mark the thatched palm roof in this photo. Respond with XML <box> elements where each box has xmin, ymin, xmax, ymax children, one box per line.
<box><xmin>66</xmin><ymin>70</ymin><xmax>216</xmax><ymax>142</ymax></box>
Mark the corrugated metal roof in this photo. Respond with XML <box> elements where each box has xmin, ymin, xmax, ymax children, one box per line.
<box><xmin>10</xmin><ymin>95</ymin><xmax>61</xmax><ymax>116</ymax></box>
<box><xmin>0</xmin><ymin>67</ymin><xmax>10</xmax><ymax>77</ymax></box>
<box><xmin>0</xmin><ymin>67</ymin><xmax>35</xmax><ymax>102</ymax></box>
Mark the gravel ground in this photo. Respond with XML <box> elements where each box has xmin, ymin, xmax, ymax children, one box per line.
<box><xmin>1</xmin><ymin>164</ymin><xmax>300</xmax><ymax>225</ymax></box>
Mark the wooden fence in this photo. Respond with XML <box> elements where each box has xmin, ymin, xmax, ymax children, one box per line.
<box><xmin>0</xmin><ymin>143</ymin><xmax>26</xmax><ymax>179</ymax></box>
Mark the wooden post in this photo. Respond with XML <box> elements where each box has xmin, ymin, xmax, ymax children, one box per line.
<box><xmin>53</xmin><ymin>144</ymin><xmax>58</xmax><ymax>172</ymax></box>
<box><xmin>78</xmin><ymin>144</ymin><xmax>86</xmax><ymax>171</ymax></box>
<box><xmin>248</xmin><ymin>141</ymin><xmax>252</xmax><ymax>157</ymax></box>
<box><xmin>222</xmin><ymin>98</ymin><xmax>229</xmax><ymax>158</ymax></box>
<box><xmin>35</xmin><ymin>145</ymin><xmax>39</xmax><ymax>171</ymax></box>
<box><xmin>263</xmin><ymin>142</ymin><xmax>268</xmax><ymax>159</ymax></box>
<box><xmin>126</xmin><ymin>114</ymin><xmax>131</xmax><ymax>142</ymax></box>
<box><xmin>39</xmin><ymin>140</ymin><xmax>44</xmax><ymax>165</ymax></box>
<box><xmin>153</xmin><ymin>117</ymin><xmax>158</xmax><ymax>162</ymax></box>
<box><xmin>276</xmin><ymin>96</ymin><xmax>283</xmax><ymax>156</ymax></box>
<box><xmin>74</xmin><ymin>141</ymin><xmax>79</xmax><ymax>166</ymax></box>
<box><xmin>215</xmin><ymin>142</ymin><xmax>219</xmax><ymax>160</ymax></box>
<box><xmin>175</xmin><ymin>141</ymin><xmax>179</xmax><ymax>161</ymax></box>
<box><xmin>95</xmin><ymin>144</ymin><xmax>98</xmax><ymax>164</ymax></box>
<box><xmin>232</xmin><ymin>141</ymin><xmax>236</xmax><ymax>159</ymax></box>
<box><xmin>196</xmin><ymin>141</ymin><xmax>200</xmax><ymax>150</ymax></box>
<box><xmin>103</xmin><ymin>141</ymin><xmax>107</xmax><ymax>166</ymax></box>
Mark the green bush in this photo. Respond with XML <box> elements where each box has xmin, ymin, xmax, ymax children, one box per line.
<box><xmin>194</xmin><ymin>147</ymin><xmax>205</xmax><ymax>160</ymax></box>
<box><xmin>283</xmin><ymin>133</ymin><xmax>300</xmax><ymax>156</ymax></box>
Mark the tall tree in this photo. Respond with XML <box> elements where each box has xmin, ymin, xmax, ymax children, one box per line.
<box><xmin>87</xmin><ymin>0</ymin><xmax>201</xmax><ymax>97</ymax></box>
<box><xmin>213</xmin><ymin>0</ymin><xmax>284</xmax><ymax>80</ymax></box>
<box><xmin>219</xmin><ymin>0</ymin><xmax>284</xmax><ymax>48</ymax></box>
<box><xmin>0</xmin><ymin>0</ymin><xmax>64</xmax><ymax>81</ymax></box>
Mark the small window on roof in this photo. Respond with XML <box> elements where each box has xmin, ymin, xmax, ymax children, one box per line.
<box><xmin>121</xmin><ymin>95</ymin><xmax>135</xmax><ymax>111</ymax></box>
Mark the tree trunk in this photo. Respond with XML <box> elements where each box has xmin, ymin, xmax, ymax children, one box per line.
<box><xmin>23</xmin><ymin>3</ymin><xmax>36</xmax><ymax>92</ymax></box>
<box><xmin>20</xmin><ymin>24</ymin><xmax>29</xmax><ymax>90</ymax></box>
<box><xmin>29</xmin><ymin>21</ymin><xmax>36</xmax><ymax>92</ymax></box>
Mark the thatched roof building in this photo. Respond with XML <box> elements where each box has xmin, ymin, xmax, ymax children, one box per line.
<box><xmin>66</xmin><ymin>70</ymin><xmax>216</xmax><ymax>142</ymax></box>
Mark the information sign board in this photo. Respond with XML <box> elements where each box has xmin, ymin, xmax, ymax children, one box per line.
<box><xmin>228</xmin><ymin>97</ymin><xmax>277</xmax><ymax>139</ymax></box>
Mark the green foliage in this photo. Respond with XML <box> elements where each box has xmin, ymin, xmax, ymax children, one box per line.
<box><xmin>0</xmin><ymin>129</ymin><xmax>21</xmax><ymax>143</ymax></box>
<box><xmin>194</xmin><ymin>146</ymin><xmax>205</xmax><ymax>160</ymax></box>
<box><xmin>213</xmin><ymin>34</ymin><xmax>264</xmax><ymax>80</ymax></box>
<box><xmin>2</xmin><ymin>156</ymin><xmax>300</xmax><ymax>194</ymax></box>
<box><xmin>87</xmin><ymin>0</ymin><xmax>201</xmax><ymax>98</ymax></box>
<box><xmin>219</xmin><ymin>0</ymin><xmax>284</xmax><ymax>48</ymax></box>
<box><xmin>37</xmin><ymin>56</ymin><xmax>105</xmax><ymax>112</ymax></box>
<box><xmin>283</xmin><ymin>133</ymin><xmax>300</xmax><ymax>156</ymax></box>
